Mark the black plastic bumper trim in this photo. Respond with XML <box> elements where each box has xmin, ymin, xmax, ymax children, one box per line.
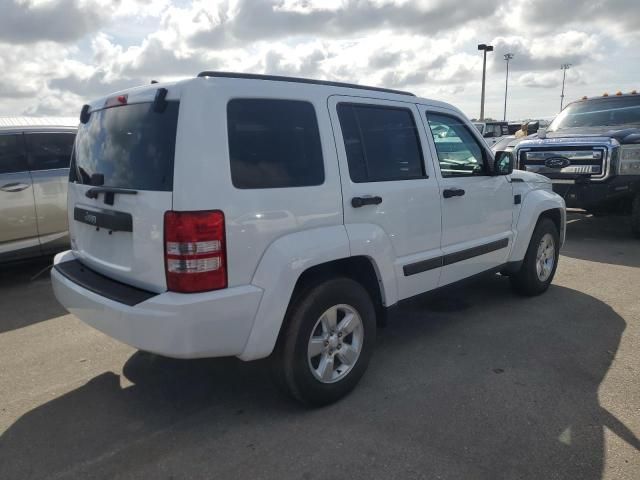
<box><xmin>403</xmin><ymin>257</ymin><xmax>443</xmax><ymax>276</ymax></box>
<box><xmin>403</xmin><ymin>238</ymin><xmax>510</xmax><ymax>276</ymax></box>
<box><xmin>443</xmin><ymin>238</ymin><xmax>509</xmax><ymax>266</ymax></box>
<box><xmin>54</xmin><ymin>259</ymin><xmax>157</xmax><ymax>306</ymax></box>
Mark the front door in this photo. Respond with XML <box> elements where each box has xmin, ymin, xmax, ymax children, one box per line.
<box><xmin>328</xmin><ymin>96</ymin><xmax>442</xmax><ymax>301</ymax></box>
<box><xmin>421</xmin><ymin>108</ymin><xmax>514</xmax><ymax>286</ymax></box>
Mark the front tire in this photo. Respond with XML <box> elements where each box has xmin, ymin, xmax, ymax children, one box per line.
<box><xmin>510</xmin><ymin>217</ymin><xmax>560</xmax><ymax>296</ymax></box>
<box><xmin>272</xmin><ymin>277</ymin><xmax>376</xmax><ymax>407</ymax></box>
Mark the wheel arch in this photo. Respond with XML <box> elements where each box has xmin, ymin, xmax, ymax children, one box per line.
<box><xmin>239</xmin><ymin>226</ymin><xmax>390</xmax><ymax>361</ymax></box>
<box><xmin>287</xmin><ymin>255</ymin><xmax>385</xmax><ymax>322</ymax></box>
<box><xmin>510</xmin><ymin>189</ymin><xmax>566</xmax><ymax>262</ymax></box>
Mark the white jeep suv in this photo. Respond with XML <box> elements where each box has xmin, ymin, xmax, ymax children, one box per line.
<box><xmin>52</xmin><ymin>72</ymin><xmax>566</xmax><ymax>406</ymax></box>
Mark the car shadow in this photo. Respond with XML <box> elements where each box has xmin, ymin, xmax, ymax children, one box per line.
<box><xmin>0</xmin><ymin>256</ymin><xmax>66</xmax><ymax>333</ymax></box>
<box><xmin>1</xmin><ymin>276</ymin><xmax>636</xmax><ymax>479</ymax></box>
<box><xmin>561</xmin><ymin>211</ymin><xmax>640</xmax><ymax>268</ymax></box>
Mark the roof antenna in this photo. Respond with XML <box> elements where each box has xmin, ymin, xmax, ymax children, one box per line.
<box><xmin>150</xmin><ymin>80</ymin><xmax>158</xmax><ymax>84</ymax></box>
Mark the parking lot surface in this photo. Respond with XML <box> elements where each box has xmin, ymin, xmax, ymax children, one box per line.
<box><xmin>1</xmin><ymin>212</ymin><xmax>638</xmax><ymax>480</ymax></box>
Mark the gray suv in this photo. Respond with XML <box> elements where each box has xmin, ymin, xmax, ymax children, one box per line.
<box><xmin>0</xmin><ymin>118</ymin><xmax>76</xmax><ymax>262</ymax></box>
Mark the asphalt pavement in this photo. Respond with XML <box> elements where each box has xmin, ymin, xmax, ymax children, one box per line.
<box><xmin>0</xmin><ymin>211</ymin><xmax>638</xmax><ymax>480</ymax></box>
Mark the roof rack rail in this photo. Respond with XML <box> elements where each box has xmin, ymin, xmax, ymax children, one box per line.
<box><xmin>196</xmin><ymin>71</ymin><xmax>416</xmax><ymax>97</ymax></box>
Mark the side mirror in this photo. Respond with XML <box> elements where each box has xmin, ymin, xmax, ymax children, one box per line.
<box><xmin>494</xmin><ymin>151</ymin><xmax>514</xmax><ymax>175</ymax></box>
<box><xmin>483</xmin><ymin>131</ymin><xmax>495</xmax><ymax>138</ymax></box>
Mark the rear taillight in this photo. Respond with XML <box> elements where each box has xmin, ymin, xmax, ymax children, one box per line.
<box><xmin>164</xmin><ymin>211</ymin><xmax>227</xmax><ymax>293</ymax></box>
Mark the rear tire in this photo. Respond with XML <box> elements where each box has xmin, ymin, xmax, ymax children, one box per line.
<box><xmin>510</xmin><ymin>218</ymin><xmax>560</xmax><ymax>296</ymax></box>
<box><xmin>632</xmin><ymin>194</ymin><xmax>640</xmax><ymax>238</ymax></box>
<box><xmin>272</xmin><ymin>277</ymin><xmax>376</xmax><ymax>407</ymax></box>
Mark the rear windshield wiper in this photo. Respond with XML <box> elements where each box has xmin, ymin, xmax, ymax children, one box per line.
<box><xmin>86</xmin><ymin>187</ymin><xmax>138</xmax><ymax>206</ymax></box>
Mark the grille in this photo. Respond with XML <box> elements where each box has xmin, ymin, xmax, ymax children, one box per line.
<box><xmin>518</xmin><ymin>146</ymin><xmax>607</xmax><ymax>180</ymax></box>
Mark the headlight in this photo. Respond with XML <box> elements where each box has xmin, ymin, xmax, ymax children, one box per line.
<box><xmin>620</xmin><ymin>145</ymin><xmax>640</xmax><ymax>175</ymax></box>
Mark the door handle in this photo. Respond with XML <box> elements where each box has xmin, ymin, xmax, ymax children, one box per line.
<box><xmin>442</xmin><ymin>188</ymin><xmax>465</xmax><ymax>199</ymax></box>
<box><xmin>0</xmin><ymin>182</ymin><xmax>30</xmax><ymax>193</ymax></box>
<box><xmin>351</xmin><ymin>196</ymin><xmax>383</xmax><ymax>208</ymax></box>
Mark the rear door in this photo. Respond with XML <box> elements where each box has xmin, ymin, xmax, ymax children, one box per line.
<box><xmin>0</xmin><ymin>133</ymin><xmax>39</xmax><ymax>259</ymax></box>
<box><xmin>26</xmin><ymin>131</ymin><xmax>75</xmax><ymax>253</ymax></box>
<box><xmin>328</xmin><ymin>96</ymin><xmax>442</xmax><ymax>300</ymax></box>
<box><xmin>421</xmin><ymin>108</ymin><xmax>514</xmax><ymax>286</ymax></box>
<box><xmin>69</xmin><ymin>100</ymin><xmax>180</xmax><ymax>292</ymax></box>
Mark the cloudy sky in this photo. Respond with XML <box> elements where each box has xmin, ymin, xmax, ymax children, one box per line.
<box><xmin>1</xmin><ymin>0</ymin><xmax>639</xmax><ymax>121</ymax></box>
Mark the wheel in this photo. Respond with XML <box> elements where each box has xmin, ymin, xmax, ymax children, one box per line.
<box><xmin>632</xmin><ymin>194</ymin><xmax>640</xmax><ymax>238</ymax></box>
<box><xmin>510</xmin><ymin>218</ymin><xmax>560</xmax><ymax>296</ymax></box>
<box><xmin>272</xmin><ymin>277</ymin><xmax>376</xmax><ymax>407</ymax></box>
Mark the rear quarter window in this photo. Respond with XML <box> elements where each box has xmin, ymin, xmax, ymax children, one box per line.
<box><xmin>26</xmin><ymin>132</ymin><xmax>75</xmax><ymax>171</ymax></box>
<box><xmin>227</xmin><ymin>99</ymin><xmax>325</xmax><ymax>189</ymax></box>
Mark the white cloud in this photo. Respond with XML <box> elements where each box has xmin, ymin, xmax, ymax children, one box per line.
<box><xmin>0</xmin><ymin>0</ymin><xmax>637</xmax><ymax>121</ymax></box>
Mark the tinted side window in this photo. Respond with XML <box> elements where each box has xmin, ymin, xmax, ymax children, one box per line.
<box><xmin>0</xmin><ymin>134</ymin><xmax>28</xmax><ymax>174</ymax></box>
<box><xmin>227</xmin><ymin>99</ymin><xmax>324</xmax><ymax>189</ymax></box>
<box><xmin>426</xmin><ymin>113</ymin><xmax>488</xmax><ymax>177</ymax></box>
<box><xmin>337</xmin><ymin>103</ymin><xmax>425</xmax><ymax>183</ymax></box>
<box><xmin>26</xmin><ymin>133</ymin><xmax>75</xmax><ymax>171</ymax></box>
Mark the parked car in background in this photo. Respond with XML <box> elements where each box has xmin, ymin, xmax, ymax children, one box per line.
<box><xmin>491</xmin><ymin>135</ymin><xmax>518</xmax><ymax>154</ymax></box>
<box><xmin>508</xmin><ymin>122</ymin><xmax>522</xmax><ymax>135</ymax></box>
<box><xmin>513</xmin><ymin>92</ymin><xmax>640</xmax><ymax>236</ymax></box>
<box><xmin>0</xmin><ymin>117</ymin><xmax>77</xmax><ymax>262</ymax></box>
<box><xmin>51</xmin><ymin>72</ymin><xmax>565</xmax><ymax>406</ymax></box>
<box><xmin>473</xmin><ymin>121</ymin><xmax>509</xmax><ymax>146</ymax></box>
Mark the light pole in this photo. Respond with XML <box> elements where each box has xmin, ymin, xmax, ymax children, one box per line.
<box><xmin>503</xmin><ymin>53</ymin><xmax>513</xmax><ymax>121</ymax></box>
<box><xmin>478</xmin><ymin>43</ymin><xmax>493</xmax><ymax>120</ymax></box>
<box><xmin>560</xmin><ymin>63</ymin><xmax>571</xmax><ymax>111</ymax></box>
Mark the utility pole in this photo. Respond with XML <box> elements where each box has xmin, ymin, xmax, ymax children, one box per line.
<box><xmin>560</xmin><ymin>63</ymin><xmax>571</xmax><ymax>111</ymax></box>
<box><xmin>478</xmin><ymin>44</ymin><xmax>493</xmax><ymax>120</ymax></box>
<box><xmin>503</xmin><ymin>53</ymin><xmax>513</xmax><ymax>121</ymax></box>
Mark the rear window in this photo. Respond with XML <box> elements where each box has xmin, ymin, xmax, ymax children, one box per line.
<box><xmin>227</xmin><ymin>99</ymin><xmax>324</xmax><ymax>189</ymax></box>
<box><xmin>71</xmin><ymin>101</ymin><xmax>179</xmax><ymax>191</ymax></box>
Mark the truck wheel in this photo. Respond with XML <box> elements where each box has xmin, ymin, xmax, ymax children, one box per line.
<box><xmin>510</xmin><ymin>218</ymin><xmax>560</xmax><ymax>296</ymax></box>
<box><xmin>632</xmin><ymin>195</ymin><xmax>640</xmax><ymax>238</ymax></box>
<box><xmin>272</xmin><ymin>277</ymin><xmax>376</xmax><ymax>407</ymax></box>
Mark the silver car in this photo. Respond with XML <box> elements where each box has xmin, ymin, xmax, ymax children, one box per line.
<box><xmin>0</xmin><ymin>117</ymin><xmax>77</xmax><ymax>262</ymax></box>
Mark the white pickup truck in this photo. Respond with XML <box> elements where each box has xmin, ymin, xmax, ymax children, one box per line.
<box><xmin>51</xmin><ymin>72</ymin><xmax>566</xmax><ymax>406</ymax></box>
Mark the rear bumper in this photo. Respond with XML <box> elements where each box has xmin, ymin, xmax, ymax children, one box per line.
<box><xmin>552</xmin><ymin>176</ymin><xmax>640</xmax><ymax>209</ymax></box>
<box><xmin>51</xmin><ymin>251</ymin><xmax>263</xmax><ymax>359</ymax></box>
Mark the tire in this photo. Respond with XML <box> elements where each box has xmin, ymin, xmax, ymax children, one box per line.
<box><xmin>510</xmin><ymin>217</ymin><xmax>560</xmax><ymax>296</ymax></box>
<box><xmin>632</xmin><ymin>195</ymin><xmax>640</xmax><ymax>238</ymax></box>
<box><xmin>272</xmin><ymin>277</ymin><xmax>376</xmax><ymax>407</ymax></box>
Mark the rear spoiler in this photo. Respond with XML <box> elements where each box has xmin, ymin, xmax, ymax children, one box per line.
<box><xmin>79</xmin><ymin>87</ymin><xmax>169</xmax><ymax>124</ymax></box>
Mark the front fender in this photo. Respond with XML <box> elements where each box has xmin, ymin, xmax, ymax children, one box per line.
<box><xmin>238</xmin><ymin>225</ymin><xmax>350</xmax><ymax>361</ymax></box>
<box><xmin>510</xmin><ymin>189</ymin><xmax>566</xmax><ymax>262</ymax></box>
